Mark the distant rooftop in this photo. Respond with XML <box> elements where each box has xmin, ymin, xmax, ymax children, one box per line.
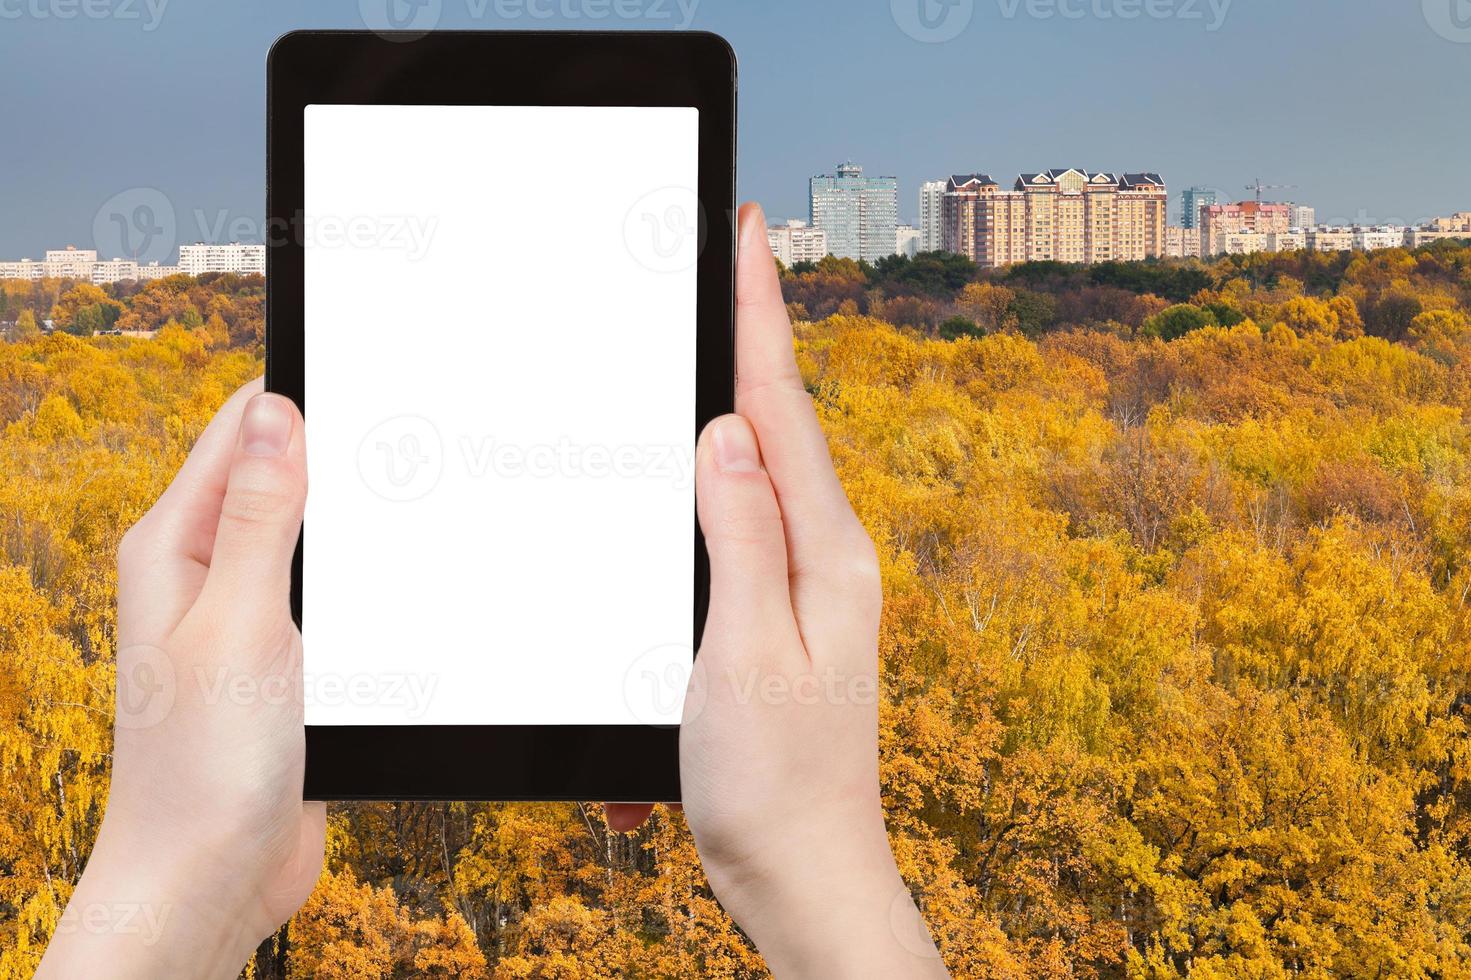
<box><xmin>946</xmin><ymin>174</ymin><xmax>997</xmax><ymax>190</ymax></box>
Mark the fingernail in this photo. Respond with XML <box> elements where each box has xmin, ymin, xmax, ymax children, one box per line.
<box><xmin>712</xmin><ymin>417</ymin><xmax>761</xmax><ymax>473</ymax></box>
<box><xmin>240</xmin><ymin>395</ymin><xmax>293</xmax><ymax>457</ymax></box>
<box><xmin>741</xmin><ymin>204</ymin><xmax>767</xmax><ymax>251</ymax></box>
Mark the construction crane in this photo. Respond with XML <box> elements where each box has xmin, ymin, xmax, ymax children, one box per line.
<box><xmin>1245</xmin><ymin>178</ymin><xmax>1297</xmax><ymax>204</ymax></box>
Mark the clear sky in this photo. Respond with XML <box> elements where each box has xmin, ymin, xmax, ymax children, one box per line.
<box><xmin>1</xmin><ymin>0</ymin><xmax>1467</xmax><ymax>258</ymax></box>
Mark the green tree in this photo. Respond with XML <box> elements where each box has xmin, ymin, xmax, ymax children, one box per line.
<box><xmin>1142</xmin><ymin>303</ymin><xmax>1217</xmax><ymax>340</ymax></box>
<box><xmin>1006</xmin><ymin>289</ymin><xmax>1058</xmax><ymax>337</ymax></box>
<box><xmin>11</xmin><ymin>309</ymin><xmax>39</xmax><ymax>341</ymax></box>
<box><xmin>937</xmin><ymin>315</ymin><xmax>981</xmax><ymax>341</ymax></box>
<box><xmin>872</xmin><ymin>251</ymin><xmax>977</xmax><ymax>296</ymax></box>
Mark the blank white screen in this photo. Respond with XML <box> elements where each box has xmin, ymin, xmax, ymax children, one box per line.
<box><xmin>302</xmin><ymin>105</ymin><xmax>698</xmax><ymax>725</ymax></box>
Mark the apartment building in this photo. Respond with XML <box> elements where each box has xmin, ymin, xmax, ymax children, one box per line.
<box><xmin>1220</xmin><ymin>231</ymin><xmax>1270</xmax><ymax>255</ymax></box>
<box><xmin>809</xmin><ymin>162</ymin><xmax>899</xmax><ymax>263</ymax></box>
<box><xmin>918</xmin><ymin>180</ymin><xmax>945</xmax><ymax>253</ymax></box>
<box><xmin>1406</xmin><ymin>227</ymin><xmax>1471</xmax><ymax>247</ymax></box>
<box><xmin>942</xmin><ymin>168</ymin><xmax>1166</xmax><ymax>268</ymax></box>
<box><xmin>178</xmin><ymin>243</ymin><xmax>266</xmax><ymax>276</ymax></box>
<box><xmin>0</xmin><ymin>248</ymin><xmax>101</xmax><ymax>280</ymax></box>
<box><xmin>1354</xmin><ymin>226</ymin><xmax>1406</xmax><ymax>251</ymax></box>
<box><xmin>1268</xmin><ymin>230</ymin><xmax>1307</xmax><ymax>252</ymax></box>
<box><xmin>1</xmin><ymin>245</ymin><xmax>191</xmax><ymax>282</ymax></box>
<box><xmin>1430</xmin><ymin>212</ymin><xmax>1471</xmax><ymax>233</ymax></box>
<box><xmin>1115</xmin><ymin>173</ymin><xmax>1169</xmax><ymax>260</ymax></box>
<box><xmin>1208</xmin><ymin>225</ymin><xmax>1407</xmax><ymax>257</ymax></box>
<box><xmin>1164</xmin><ymin>226</ymin><xmax>1202</xmax><ymax>258</ymax></box>
<box><xmin>1306</xmin><ymin>227</ymin><xmax>1355</xmax><ymax>252</ymax></box>
<box><xmin>1200</xmin><ymin>202</ymin><xmax>1292</xmax><ymax>255</ymax></box>
<box><xmin>766</xmin><ymin>219</ymin><xmax>829</xmax><ymax>266</ymax></box>
<box><xmin>91</xmin><ymin>259</ymin><xmax>139</xmax><ymax>284</ymax></box>
<box><xmin>136</xmin><ymin>262</ymin><xmax>183</xmax><ymax>280</ymax></box>
<box><xmin>1396</xmin><ymin>214</ymin><xmax>1471</xmax><ymax>247</ymax></box>
<box><xmin>44</xmin><ymin>247</ymin><xmax>98</xmax><ymax>278</ymax></box>
<box><xmin>942</xmin><ymin>174</ymin><xmax>1020</xmax><ymax>267</ymax></box>
<box><xmin>0</xmin><ymin>260</ymin><xmax>43</xmax><ymax>280</ymax></box>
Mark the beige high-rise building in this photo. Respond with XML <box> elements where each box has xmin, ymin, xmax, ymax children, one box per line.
<box><xmin>1113</xmin><ymin>172</ymin><xmax>1169</xmax><ymax>259</ymax></box>
<box><xmin>942</xmin><ymin>168</ymin><xmax>1166</xmax><ymax>269</ymax></box>
<box><xmin>941</xmin><ymin>174</ymin><xmax>1023</xmax><ymax>268</ymax></box>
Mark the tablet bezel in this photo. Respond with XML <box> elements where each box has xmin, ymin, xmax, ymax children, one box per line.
<box><xmin>266</xmin><ymin>30</ymin><xmax>735</xmax><ymax>801</ymax></box>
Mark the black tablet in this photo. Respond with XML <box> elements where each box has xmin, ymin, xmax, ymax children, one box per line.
<box><xmin>265</xmin><ymin>30</ymin><xmax>736</xmax><ymax>801</ymax></box>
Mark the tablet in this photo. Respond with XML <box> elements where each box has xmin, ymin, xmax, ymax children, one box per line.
<box><xmin>265</xmin><ymin>31</ymin><xmax>736</xmax><ymax>801</ymax></box>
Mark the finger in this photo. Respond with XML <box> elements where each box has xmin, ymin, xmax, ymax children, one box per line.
<box><xmin>696</xmin><ymin>414</ymin><xmax>802</xmax><ymax>661</ymax></box>
<box><xmin>733</xmin><ymin>203</ymin><xmax>880</xmax><ymax>656</ymax></box>
<box><xmin>150</xmin><ymin>376</ymin><xmax>267</xmax><ymax>557</ymax></box>
<box><xmin>196</xmin><ymin>393</ymin><xmax>306</xmax><ymax>632</ymax></box>
<box><xmin>604</xmin><ymin>803</ymin><xmax>655</xmax><ymax>833</ymax></box>
<box><xmin>118</xmin><ymin>377</ymin><xmax>264</xmax><ymax>645</ymax></box>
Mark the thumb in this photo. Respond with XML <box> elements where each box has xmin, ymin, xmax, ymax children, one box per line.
<box><xmin>697</xmin><ymin>415</ymin><xmax>797</xmax><ymax>645</ymax></box>
<box><xmin>198</xmin><ymin>392</ymin><xmax>306</xmax><ymax>628</ymax></box>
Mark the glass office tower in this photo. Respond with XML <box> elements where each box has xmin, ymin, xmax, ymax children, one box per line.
<box><xmin>1181</xmin><ymin>186</ymin><xmax>1218</xmax><ymax>230</ymax></box>
<box><xmin>809</xmin><ymin>162</ymin><xmax>899</xmax><ymax>263</ymax></box>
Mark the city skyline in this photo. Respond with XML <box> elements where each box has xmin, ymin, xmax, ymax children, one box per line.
<box><xmin>783</xmin><ymin>161</ymin><xmax>1468</xmax><ymax>267</ymax></box>
<box><xmin>5</xmin><ymin>186</ymin><xmax>1467</xmax><ymax>285</ymax></box>
<box><xmin>0</xmin><ymin>242</ymin><xmax>265</xmax><ymax>284</ymax></box>
<box><xmin>2</xmin><ymin>1</ymin><xmax>1468</xmax><ymax>257</ymax></box>
<box><xmin>778</xmin><ymin>169</ymin><xmax>1452</xmax><ymax>232</ymax></box>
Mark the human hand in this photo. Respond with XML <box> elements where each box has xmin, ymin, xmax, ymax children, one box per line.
<box><xmin>38</xmin><ymin>380</ymin><xmax>324</xmax><ymax>979</ymax></box>
<box><xmin>608</xmin><ymin>204</ymin><xmax>947</xmax><ymax>977</ymax></box>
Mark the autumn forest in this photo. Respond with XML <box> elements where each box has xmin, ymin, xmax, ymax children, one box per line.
<box><xmin>3</xmin><ymin>239</ymin><xmax>1471</xmax><ymax>977</ymax></box>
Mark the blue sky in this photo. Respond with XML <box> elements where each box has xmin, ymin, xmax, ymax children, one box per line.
<box><xmin>1</xmin><ymin>0</ymin><xmax>1467</xmax><ymax>258</ymax></box>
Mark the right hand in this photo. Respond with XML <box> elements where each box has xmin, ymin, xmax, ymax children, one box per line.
<box><xmin>610</xmin><ymin>203</ymin><xmax>948</xmax><ymax>978</ymax></box>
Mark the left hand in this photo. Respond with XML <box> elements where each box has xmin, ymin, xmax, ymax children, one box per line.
<box><xmin>39</xmin><ymin>379</ymin><xmax>325</xmax><ymax>980</ymax></box>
